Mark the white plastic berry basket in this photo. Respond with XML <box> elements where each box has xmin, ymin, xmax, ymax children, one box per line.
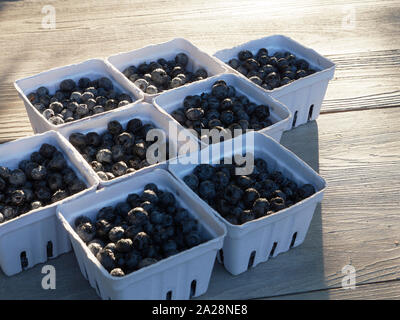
<box><xmin>56</xmin><ymin>169</ymin><xmax>226</xmax><ymax>300</ymax></box>
<box><xmin>153</xmin><ymin>73</ymin><xmax>292</xmax><ymax>145</ymax></box>
<box><xmin>107</xmin><ymin>38</ymin><xmax>227</xmax><ymax>102</ymax></box>
<box><xmin>14</xmin><ymin>58</ymin><xmax>145</xmax><ymax>134</ymax></box>
<box><xmin>213</xmin><ymin>35</ymin><xmax>335</xmax><ymax>128</ymax></box>
<box><xmin>168</xmin><ymin>131</ymin><xmax>326</xmax><ymax>275</ymax></box>
<box><xmin>58</xmin><ymin>102</ymin><xmax>199</xmax><ymax>188</ymax></box>
<box><xmin>0</xmin><ymin>131</ymin><xmax>99</xmax><ymax>276</ymax></box>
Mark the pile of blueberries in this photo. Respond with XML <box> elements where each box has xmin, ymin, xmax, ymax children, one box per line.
<box><xmin>27</xmin><ymin>77</ymin><xmax>134</xmax><ymax>125</ymax></box>
<box><xmin>171</xmin><ymin>80</ymin><xmax>273</xmax><ymax>139</ymax></box>
<box><xmin>183</xmin><ymin>157</ymin><xmax>316</xmax><ymax>225</ymax></box>
<box><xmin>68</xmin><ymin>118</ymin><xmax>169</xmax><ymax>181</ymax></box>
<box><xmin>0</xmin><ymin>144</ymin><xmax>87</xmax><ymax>224</ymax></box>
<box><xmin>122</xmin><ymin>53</ymin><xmax>208</xmax><ymax>94</ymax></box>
<box><xmin>74</xmin><ymin>184</ymin><xmax>206</xmax><ymax>277</ymax></box>
<box><xmin>228</xmin><ymin>48</ymin><xmax>317</xmax><ymax>90</ymax></box>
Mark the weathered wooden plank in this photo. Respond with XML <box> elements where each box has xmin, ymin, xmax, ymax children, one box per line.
<box><xmin>262</xmin><ymin>280</ymin><xmax>400</xmax><ymax>300</ymax></box>
<box><xmin>1</xmin><ymin>107</ymin><xmax>400</xmax><ymax>299</ymax></box>
<box><xmin>0</xmin><ymin>0</ymin><xmax>399</xmax><ymax>142</ymax></box>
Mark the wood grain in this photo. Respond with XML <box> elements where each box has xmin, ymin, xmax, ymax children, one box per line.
<box><xmin>0</xmin><ymin>0</ymin><xmax>399</xmax><ymax>142</ymax></box>
<box><xmin>262</xmin><ymin>280</ymin><xmax>400</xmax><ymax>300</ymax></box>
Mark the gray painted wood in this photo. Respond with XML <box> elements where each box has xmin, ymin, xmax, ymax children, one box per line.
<box><xmin>0</xmin><ymin>0</ymin><xmax>399</xmax><ymax>300</ymax></box>
<box><xmin>262</xmin><ymin>280</ymin><xmax>400</xmax><ymax>300</ymax></box>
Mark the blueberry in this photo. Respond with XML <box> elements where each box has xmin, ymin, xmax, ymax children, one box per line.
<box><xmin>68</xmin><ymin>180</ymin><xmax>86</xmax><ymax>194</ymax></box>
<box><xmin>123</xmin><ymin>251</ymin><xmax>140</xmax><ymax>271</ymax></box>
<box><xmin>133</xmin><ymin>142</ymin><xmax>146</xmax><ymax>159</ymax></box>
<box><xmin>76</xmin><ymin>222</ymin><xmax>96</xmax><ymax>243</ymax></box>
<box><xmin>125</xmin><ymin>223</ymin><xmax>142</xmax><ymax>240</ymax></box>
<box><xmin>110</xmin><ymin>145</ymin><xmax>123</xmax><ymax>162</ymax></box>
<box><xmin>87</xmin><ymin>242</ymin><xmax>102</xmax><ymax>258</ymax></box>
<box><xmin>161</xmin><ymin>239</ymin><xmax>177</xmax><ymax>255</ymax></box>
<box><xmin>183</xmin><ymin>174</ymin><xmax>199</xmax><ymax>191</ymax></box>
<box><xmin>194</xmin><ymin>68</ymin><xmax>208</xmax><ymax>79</ymax></box>
<box><xmin>95</xmin><ymin>219</ymin><xmax>113</xmax><ymax>239</ymax></box>
<box><xmin>0</xmin><ymin>177</ymin><xmax>6</xmax><ymax>191</ymax></box>
<box><xmin>49</xmin><ymin>101</ymin><xmax>64</xmax><ymax>114</ymax></box>
<box><xmin>11</xmin><ymin>190</ymin><xmax>25</xmax><ymax>206</ymax></box>
<box><xmin>127</xmin><ymin>118</ymin><xmax>143</xmax><ymax>134</ymax></box>
<box><xmin>127</xmin><ymin>193</ymin><xmax>140</xmax><ymax>207</ymax></box>
<box><xmin>194</xmin><ymin>164</ymin><xmax>215</xmax><ymax>181</ymax></box>
<box><xmin>144</xmin><ymin>183</ymin><xmax>159</xmax><ymax>194</ymax></box>
<box><xmin>115</xmin><ymin>238</ymin><xmax>133</xmax><ymax>253</ymax></box>
<box><xmin>211</xmin><ymin>81</ymin><xmax>228</xmax><ymax>100</ymax></box>
<box><xmin>48</xmin><ymin>116</ymin><xmax>64</xmax><ymax>125</ymax></box>
<box><xmin>112</xmin><ymin>161</ymin><xmax>128</xmax><ymax>177</ymax></box>
<box><xmin>0</xmin><ymin>166</ymin><xmax>11</xmax><ymax>180</ymax></box>
<box><xmin>134</xmin><ymin>78</ymin><xmax>149</xmax><ymax>92</ymax></box>
<box><xmin>185</xmin><ymin>108</ymin><xmax>204</xmax><ymax>121</ymax></box>
<box><xmin>74</xmin><ymin>215</ymin><xmax>92</xmax><ymax>227</ymax></box>
<box><xmin>29</xmin><ymin>165</ymin><xmax>47</xmax><ymax>181</ymax></box>
<box><xmin>127</xmin><ymin>207</ymin><xmax>149</xmax><ymax>226</ymax></box>
<box><xmin>224</xmin><ymin>184</ymin><xmax>243</xmax><ymax>204</ymax></box>
<box><xmin>185</xmin><ymin>232</ymin><xmax>202</xmax><ymax>248</ymax></box>
<box><xmin>78</xmin><ymin>77</ymin><xmax>91</xmax><ymax>89</ymax></box>
<box><xmin>9</xmin><ymin>169</ymin><xmax>26</xmax><ymax>187</ymax></box>
<box><xmin>39</xmin><ymin>144</ymin><xmax>57</xmax><ymax>159</ymax></box>
<box><xmin>109</xmin><ymin>268</ymin><xmax>124</xmax><ymax>277</ymax></box>
<box><xmin>174</xmin><ymin>209</ymin><xmax>188</xmax><ymax>224</ymax></box>
<box><xmin>96</xmin><ymin>149</ymin><xmax>113</xmax><ymax>164</ymax></box>
<box><xmin>59</xmin><ymin>79</ymin><xmax>76</xmax><ymax>92</ymax></box>
<box><xmin>198</xmin><ymin>180</ymin><xmax>216</xmax><ymax>200</ymax></box>
<box><xmin>180</xmin><ymin>218</ymin><xmax>200</xmax><ymax>234</ymax></box>
<box><xmin>51</xmin><ymin>189</ymin><xmax>68</xmax><ymax>203</ymax></box>
<box><xmin>31</xmin><ymin>201</ymin><xmax>42</xmax><ymax>210</ymax></box>
<box><xmin>159</xmin><ymin>191</ymin><xmax>175</xmax><ymax>207</ymax></box>
<box><xmin>298</xmin><ymin>184</ymin><xmax>315</xmax><ymax>199</ymax></box>
<box><xmin>240</xmin><ymin>209</ymin><xmax>255</xmax><ymax>224</ymax></box>
<box><xmin>133</xmin><ymin>231</ymin><xmax>150</xmax><ymax>251</ymax></box>
<box><xmin>98</xmin><ymin>77</ymin><xmax>113</xmax><ymax>91</ymax></box>
<box><xmin>108</xmin><ymin>226</ymin><xmax>125</xmax><ymax>242</ymax></box>
<box><xmin>270</xmin><ymin>197</ymin><xmax>286</xmax><ymax>211</ymax></box>
<box><xmin>175</xmin><ymin>53</ymin><xmax>189</xmax><ymax>67</ymax></box>
<box><xmin>252</xmin><ymin>198</ymin><xmax>270</xmax><ymax>217</ymax></box>
<box><xmin>141</xmin><ymin>189</ymin><xmax>158</xmax><ymax>204</ymax></box>
<box><xmin>147</xmin><ymin>209</ymin><xmax>162</xmax><ymax>224</ymax></box>
<box><xmin>238</xmin><ymin>50</ymin><xmax>253</xmax><ymax>61</ymax></box>
<box><xmin>220</xmin><ymin>110</ymin><xmax>234</xmax><ymax>126</ymax></box>
<box><xmin>137</xmin><ymin>257</ymin><xmax>157</xmax><ymax>269</ymax></box>
<box><xmin>150</xmin><ymin>68</ymin><xmax>168</xmax><ymax>85</ymax></box>
<box><xmin>85</xmin><ymin>132</ymin><xmax>101</xmax><ymax>147</ymax></box>
<box><xmin>48</xmin><ymin>152</ymin><xmax>67</xmax><ymax>171</ymax></box>
<box><xmin>228</xmin><ymin>58</ymin><xmax>240</xmax><ymax>69</ymax></box>
<box><xmin>2</xmin><ymin>206</ymin><xmax>16</xmax><ymax>220</ymax></box>
<box><xmin>62</xmin><ymin>168</ymin><xmax>77</xmax><ymax>186</ymax></box>
<box><xmin>235</xmin><ymin>175</ymin><xmax>253</xmax><ymax>189</ymax></box>
<box><xmin>272</xmin><ymin>189</ymin><xmax>286</xmax><ymax>201</ymax></box>
<box><xmin>96</xmin><ymin>248</ymin><xmax>116</xmax><ymax>271</ymax></box>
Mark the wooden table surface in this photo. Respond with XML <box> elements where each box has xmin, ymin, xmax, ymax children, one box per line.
<box><xmin>0</xmin><ymin>0</ymin><xmax>399</xmax><ymax>300</ymax></box>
